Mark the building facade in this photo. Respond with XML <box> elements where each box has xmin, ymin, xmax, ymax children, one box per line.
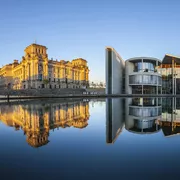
<box><xmin>105</xmin><ymin>47</ymin><xmax>125</xmax><ymax>94</ymax></box>
<box><xmin>157</xmin><ymin>54</ymin><xmax>180</xmax><ymax>94</ymax></box>
<box><xmin>125</xmin><ymin>57</ymin><xmax>162</xmax><ymax>94</ymax></box>
<box><xmin>0</xmin><ymin>43</ymin><xmax>89</xmax><ymax>89</ymax></box>
<box><xmin>105</xmin><ymin>47</ymin><xmax>180</xmax><ymax>95</ymax></box>
<box><xmin>105</xmin><ymin>47</ymin><xmax>162</xmax><ymax>95</ymax></box>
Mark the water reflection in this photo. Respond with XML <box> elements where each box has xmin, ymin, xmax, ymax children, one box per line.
<box><xmin>125</xmin><ymin>98</ymin><xmax>162</xmax><ymax>134</ymax></box>
<box><xmin>106</xmin><ymin>98</ymin><xmax>125</xmax><ymax>143</ymax></box>
<box><xmin>0</xmin><ymin>100</ymin><xmax>90</xmax><ymax>148</ymax></box>
<box><xmin>0</xmin><ymin>97</ymin><xmax>180</xmax><ymax>148</ymax></box>
<box><xmin>158</xmin><ymin>98</ymin><xmax>180</xmax><ymax>137</ymax></box>
<box><xmin>106</xmin><ymin>97</ymin><xmax>180</xmax><ymax>141</ymax></box>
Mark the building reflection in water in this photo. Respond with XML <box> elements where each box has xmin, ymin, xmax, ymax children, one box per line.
<box><xmin>125</xmin><ymin>98</ymin><xmax>162</xmax><ymax>134</ymax></box>
<box><xmin>106</xmin><ymin>98</ymin><xmax>125</xmax><ymax>144</ymax></box>
<box><xmin>0</xmin><ymin>100</ymin><xmax>90</xmax><ymax>148</ymax></box>
<box><xmin>106</xmin><ymin>97</ymin><xmax>180</xmax><ymax>142</ymax></box>
<box><xmin>157</xmin><ymin>97</ymin><xmax>180</xmax><ymax>137</ymax></box>
<box><xmin>106</xmin><ymin>97</ymin><xmax>163</xmax><ymax>144</ymax></box>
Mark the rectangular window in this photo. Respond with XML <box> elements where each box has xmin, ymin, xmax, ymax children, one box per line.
<box><xmin>38</xmin><ymin>74</ymin><xmax>42</xmax><ymax>81</ymax></box>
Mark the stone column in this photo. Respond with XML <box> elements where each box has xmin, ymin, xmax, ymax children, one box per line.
<box><xmin>23</xmin><ymin>66</ymin><xmax>25</xmax><ymax>80</ymax></box>
<box><xmin>77</xmin><ymin>71</ymin><xmax>79</xmax><ymax>81</ymax></box>
<box><xmin>60</xmin><ymin>67</ymin><xmax>63</xmax><ymax>79</ymax></box>
<box><xmin>26</xmin><ymin>63</ymin><xmax>30</xmax><ymax>81</ymax></box>
<box><xmin>36</xmin><ymin>62</ymin><xmax>38</xmax><ymax>79</ymax></box>
<box><xmin>86</xmin><ymin>71</ymin><xmax>89</xmax><ymax>81</ymax></box>
<box><xmin>43</xmin><ymin>63</ymin><xmax>45</xmax><ymax>80</ymax></box>
<box><xmin>80</xmin><ymin>70</ymin><xmax>83</xmax><ymax>81</ymax></box>
<box><xmin>26</xmin><ymin>64</ymin><xmax>28</xmax><ymax>81</ymax></box>
<box><xmin>72</xmin><ymin>69</ymin><xmax>74</xmax><ymax>82</ymax></box>
<box><xmin>74</xmin><ymin>70</ymin><xmax>76</xmax><ymax>81</ymax></box>
<box><xmin>46</xmin><ymin>64</ymin><xmax>48</xmax><ymax>79</ymax></box>
<box><xmin>29</xmin><ymin>63</ymin><xmax>31</xmax><ymax>80</ymax></box>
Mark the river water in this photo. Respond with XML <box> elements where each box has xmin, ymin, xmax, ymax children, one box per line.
<box><xmin>0</xmin><ymin>98</ymin><xmax>179</xmax><ymax>180</ymax></box>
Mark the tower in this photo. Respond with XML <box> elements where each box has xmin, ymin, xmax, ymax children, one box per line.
<box><xmin>24</xmin><ymin>43</ymin><xmax>48</xmax><ymax>57</ymax></box>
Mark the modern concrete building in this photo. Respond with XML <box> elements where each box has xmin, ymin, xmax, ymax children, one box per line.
<box><xmin>125</xmin><ymin>57</ymin><xmax>162</xmax><ymax>94</ymax></box>
<box><xmin>105</xmin><ymin>47</ymin><xmax>125</xmax><ymax>94</ymax></box>
<box><xmin>105</xmin><ymin>47</ymin><xmax>162</xmax><ymax>95</ymax></box>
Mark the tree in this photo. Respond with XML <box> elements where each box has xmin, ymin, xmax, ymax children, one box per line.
<box><xmin>99</xmin><ymin>82</ymin><xmax>103</xmax><ymax>88</ymax></box>
<box><xmin>43</xmin><ymin>79</ymin><xmax>49</xmax><ymax>84</ymax></box>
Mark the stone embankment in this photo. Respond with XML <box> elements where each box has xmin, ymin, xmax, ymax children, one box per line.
<box><xmin>0</xmin><ymin>88</ymin><xmax>105</xmax><ymax>98</ymax></box>
<box><xmin>0</xmin><ymin>88</ymin><xmax>84</xmax><ymax>96</ymax></box>
<box><xmin>2</xmin><ymin>88</ymin><xmax>178</xmax><ymax>101</ymax></box>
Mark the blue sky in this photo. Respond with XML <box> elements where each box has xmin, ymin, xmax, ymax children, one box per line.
<box><xmin>0</xmin><ymin>0</ymin><xmax>180</xmax><ymax>82</ymax></box>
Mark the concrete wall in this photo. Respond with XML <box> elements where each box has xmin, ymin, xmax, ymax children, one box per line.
<box><xmin>105</xmin><ymin>47</ymin><xmax>125</xmax><ymax>94</ymax></box>
<box><xmin>106</xmin><ymin>98</ymin><xmax>125</xmax><ymax>143</ymax></box>
<box><xmin>125</xmin><ymin>61</ymin><xmax>134</xmax><ymax>94</ymax></box>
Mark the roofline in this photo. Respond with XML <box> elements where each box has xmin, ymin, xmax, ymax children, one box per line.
<box><xmin>126</xmin><ymin>57</ymin><xmax>161</xmax><ymax>62</ymax></box>
<box><xmin>163</xmin><ymin>133</ymin><xmax>180</xmax><ymax>138</ymax></box>
<box><xmin>126</xmin><ymin>128</ymin><xmax>161</xmax><ymax>135</ymax></box>
<box><xmin>72</xmin><ymin>58</ymin><xmax>87</xmax><ymax>62</ymax></box>
<box><xmin>164</xmin><ymin>54</ymin><xmax>180</xmax><ymax>59</ymax></box>
<box><xmin>105</xmin><ymin>46</ymin><xmax>124</xmax><ymax>63</ymax></box>
<box><xmin>24</xmin><ymin>43</ymin><xmax>48</xmax><ymax>50</ymax></box>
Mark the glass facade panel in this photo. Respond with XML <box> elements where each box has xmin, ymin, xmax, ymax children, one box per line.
<box><xmin>132</xmin><ymin>85</ymin><xmax>142</xmax><ymax>94</ymax></box>
<box><xmin>129</xmin><ymin>75</ymin><xmax>142</xmax><ymax>84</ymax></box>
<box><xmin>129</xmin><ymin>75</ymin><xmax>162</xmax><ymax>85</ymax></box>
<box><xmin>143</xmin><ymin>86</ymin><xmax>156</xmax><ymax>94</ymax></box>
<box><xmin>143</xmin><ymin>75</ymin><xmax>151</xmax><ymax>84</ymax></box>
<box><xmin>158</xmin><ymin>76</ymin><xmax>162</xmax><ymax>85</ymax></box>
<box><xmin>132</xmin><ymin>98</ymin><xmax>159</xmax><ymax>106</ymax></box>
<box><xmin>135</xmin><ymin>119</ymin><xmax>154</xmax><ymax>129</ymax></box>
<box><xmin>129</xmin><ymin>107</ymin><xmax>161</xmax><ymax>117</ymax></box>
<box><xmin>131</xmin><ymin>85</ymin><xmax>157</xmax><ymax>94</ymax></box>
<box><xmin>134</xmin><ymin>62</ymin><xmax>156</xmax><ymax>72</ymax></box>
